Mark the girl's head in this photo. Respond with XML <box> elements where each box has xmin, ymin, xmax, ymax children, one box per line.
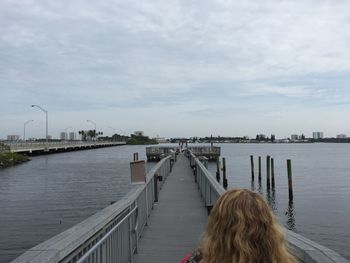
<box><xmin>201</xmin><ymin>189</ymin><xmax>297</xmax><ymax>263</ymax></box>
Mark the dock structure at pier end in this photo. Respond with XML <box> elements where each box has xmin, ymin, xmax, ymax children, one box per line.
<box><xmin>187</xmin><ymin>146</ymin><xmax>221</xmax><ymax>161</ymax></box>
<box><xmin>146</xmin><ymin>146</ymin><xmax>178</xmax><ymax>161</ymax></box>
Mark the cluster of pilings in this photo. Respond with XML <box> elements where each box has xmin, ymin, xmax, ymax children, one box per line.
<box><xmin>250</xmin><ymin>155</ymin><xmax>294</xmax><ymax>201</ymax></box>
<box><xmin>213</xmin><ymin>157</ymin><xmax>228</xmax><ymax>190</ymax></box>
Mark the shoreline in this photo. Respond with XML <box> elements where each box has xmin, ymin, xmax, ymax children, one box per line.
<box><xmin>0</xmin><ymin>152</ymin><xmax>30</xmax><ymax>169</ymax></box>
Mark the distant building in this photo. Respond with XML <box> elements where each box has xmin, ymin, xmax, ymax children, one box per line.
<box><xmin>60</xmin><ymin>132</ymin><xmax>67</xmax><ymax>140</ymax></box>
<box><xmin>7</xmin><ymin>135</ymin><xmax>19</xmax><ymax>141</ymax></box>
<box><xmin>256</xmin><ymin>134</ymin><xmax>266</xmax><ymax>140</ymax></box>
<box><xmin>47</xmin><ymin>135</ymin><xmax>52</xmax><ymax>140</ymax></box>
<box><xmin>134</xmin><ymin>131</ymin><xmax>144</xmax><ymax>137</ymax></box>
<box><xmin>69</xmin><ymin>132</ymin><xmax>76</xmax><ymax>140</ymax></box>
<box><xmin>336</xmin><ymin>134</ymin><xmax>347</xmax><ymax>139</ymax></box>
<box><xmin>154</xmin><ymin>135</ymin><xmax>167</xmax><ymax>143</ymax></box>
<box><xmin>290</xmin><ymin>134</ymin><xmax>299</xmax><ymax>140</ymax></box>
<box><xmin>312</xmin><ymin>132</ymin><xmax>324</xmax><ymax>139</ymax></box>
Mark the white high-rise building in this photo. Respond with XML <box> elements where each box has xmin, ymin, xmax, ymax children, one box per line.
<box><xmin>60</xmin><ymin>132</ymin><xmax>67</xmax><ymax>140</ymax></box>
<box><xmin>7</xmin><ymin>135</ymin><xmax>19</xmax><ymax>141</ymax></box>
<box><xmin>312</xmin><ymin>132</ymin><xmax>324</xmax><ymax>139</ymax></box>
<box><xmin>69</xmin><ymin>132</ymin><xmax>76</xmax><ymax>141</ymax></box>
<box><xmin>290</xmin><ymin>134</ymin><xmax>299</xmax><ymax>140</ymax></box>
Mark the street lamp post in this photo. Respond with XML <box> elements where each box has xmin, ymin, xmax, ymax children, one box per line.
<box><xmin>31</xmin><ymin>105</ymin><xmax>48</xmax><ymax>146</ymax></box>
<box><xmin>23</xmin><ymin>120</ymin><xmax>34</xmax><ymax>141</ymax></box>
<box><xmin>86</xmin><ymin>120</ymin><xmax>96</xmax><ymax>141</ymax></box>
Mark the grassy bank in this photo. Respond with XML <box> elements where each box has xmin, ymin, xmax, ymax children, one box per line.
<box><xmin>0</xmin><ymin>152</ymin><xmax>30</xmax><ymax>168</ymax></box>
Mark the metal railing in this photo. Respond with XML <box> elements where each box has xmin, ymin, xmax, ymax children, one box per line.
<box><xmin>186</xmin><ymin>150</ymin><xmax>349</xmax><ymax>263</ymax></box>
<box><xmin>76</xmin><ymin>206</ymin><xmax>138</xmax><ymax>263</ymax></box>
<box><xmin>13</xmin><ymin>156</ymin><xmax>172</xmax><ymax>263</ymax></box>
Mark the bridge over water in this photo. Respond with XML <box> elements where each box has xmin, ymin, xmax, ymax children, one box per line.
<box><xmin>12</xmin><ymin>150</ymin><xmax>349</xmax><ymax>263</ymax></box>
<box><xmin>4</xmin><ymin>141</ymin><xmax>126</xmax><ymax>155</ymax></box>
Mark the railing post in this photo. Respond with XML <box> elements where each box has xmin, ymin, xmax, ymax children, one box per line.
<box><xmin>145</xmin><ymin>183</ymin><xmax>149</xmax><ymax>226</ymax></box>
<box><xmin>129</xmin><ymin>216</ymin><xmax>133</xmax><ymax>263</ymax></box>
<box><xmin>154</xmin><ymin>173</ymin><xmax>159</xmax><ymax>202</ymax></box>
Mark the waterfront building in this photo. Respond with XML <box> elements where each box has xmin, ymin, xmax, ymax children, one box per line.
<box><xmin>256</xmin><ymin>134</ymin><xmax>266</xmax><ymax>140</ymax></box>
<box><xmin>60</xmin><ymin>132</ymin><xmax>67</xmax><ymax>140</ymax></box>
<box><xmin>134</xmin><ymin>131</ymin><xmax>144</xmax><ymax>136</ymax></box>
<box><xmin>312</xmin><ymin>132</ymin><xmax>324</xmax><ymax>139</ymax></box>
<box><xmin>154</xmin><ymin>135</ymin><xmax>167</xmax><ymax>143</ymax></box>
<box><xmin>336</xmin><ymin>134</ymin><xmax>347</xmax><ymax>139</ymax></box>
<box><xmin>69</xmin><ymin>132</ymin><xmax>76</xmax><ymax>141</ymax></box>
<box><xmin>7</xmin><ymin>135</ymin><xmax>19</xmax><ymax>141</ymax></box>
<box><xmin>291</xmin><ymin>134</ymin><xmax>299</xmax><ymax>140</ymax></box>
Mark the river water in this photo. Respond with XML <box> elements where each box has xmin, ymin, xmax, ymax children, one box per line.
<box><xmin>0</xmin><ymin>143</ymin><xmax>349</xmax><ymax>261</ymax></box>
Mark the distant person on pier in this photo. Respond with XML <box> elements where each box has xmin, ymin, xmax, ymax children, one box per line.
<box><xmin>181</xmin><ymin>189</ymin><xmax>297</xmax><ymax>263</ymax></box>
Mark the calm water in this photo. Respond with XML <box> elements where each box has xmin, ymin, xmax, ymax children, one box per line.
<box><xmin>207</xmin><ymin>143</ymin><xmax>350</xmax><ymax>260</ymax></box>
<box><xmin>0</xmin><ymin>145</ymin><xmax>150</xmax><ymax>262</ymax></box>
<box><xmin>0</xmin><ymin>143</ymin><xmax>349</xmax><ymax>261</ymax></box>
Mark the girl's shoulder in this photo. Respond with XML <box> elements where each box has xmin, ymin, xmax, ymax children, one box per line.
<box><xmin>181</xmin><ymin>250</ymin><xmax>203</xmax><ymax>263</ymax></box>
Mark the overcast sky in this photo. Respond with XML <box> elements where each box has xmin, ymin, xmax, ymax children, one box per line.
<box><xmin>1</xmin><ymin>0</ymin><xmax>350</xmax><ymax>139</ymax></box>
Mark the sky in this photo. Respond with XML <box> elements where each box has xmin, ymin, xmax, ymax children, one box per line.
<box><xmin>1</xmin><ymin>0</ymin><xmax>350</xmax><ymax>139</ymax></box>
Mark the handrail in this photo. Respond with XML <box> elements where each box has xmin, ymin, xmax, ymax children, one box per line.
<box><xmin>187</xmin><ymin>150</ymin><xmax>349</xmax><ymax>263</ymax></box>
<box><xmin>76</xmin><ymin>206</ymin><xmax>138</xmax><ymax>263</ymax></box>
<box><xmin>12</xmin><ymin>156</ymin><xmax>172</xmax><ymax>263</ymax></box>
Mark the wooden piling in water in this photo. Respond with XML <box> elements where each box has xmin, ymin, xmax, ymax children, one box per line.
<box><xmin>266</xmin><ymin>155</ymin><xmax>271</xmax><ymax>190</ymax></box>
<box><xmin>287</xmin><ymin>159</ymin><xmax>293</xmax><ymax>201</ymax></box>
<box><xmin>216</xmin><ymin>158</ymin><xmax>220</xmax><ymax>182</ymax></box>
<box><xmin>133</xmin><ymin>152</ymin><xmax>139</xmax><ymax>161</ymax></box>
<box><xmin>271</xmin><ymin>157</ymin><xmax>275</xmax><ymax>189</ymax></box>
<box><xmin>250</xmin><ymin>155</ymin><xmax>254</xmax><ymax>181</ymax></box>
<box><xmin>258</xmin><ymin>156</ymin><xmax>262</xmax><ymax>182</ymax></box>
<box><xmin>222</xmin><ymin>157</ymin><xmax>228</xmax><ymax>189</ymax></box>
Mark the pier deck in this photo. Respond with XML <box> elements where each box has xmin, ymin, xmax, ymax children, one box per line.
<box><xmin>134</xmin><ymin>153</ymin><xmax>208</xmax><ymax>263</ymax></box>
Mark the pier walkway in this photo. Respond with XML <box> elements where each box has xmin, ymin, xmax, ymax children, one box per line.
<box><xmin>134</xmin><ymin>153</ymin><xmax>207</xmax><ymax>263</ymax></box>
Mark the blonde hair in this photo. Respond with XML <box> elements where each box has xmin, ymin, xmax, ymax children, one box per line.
<box><xmin>200</xmin><ymin>189</ymin><xmax>297</xmax><ymax>263</ymax></box>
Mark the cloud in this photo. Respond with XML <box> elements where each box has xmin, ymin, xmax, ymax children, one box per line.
<box><xmin>1</xmin><ymin>0</ymin><xmax>350</xmax><ymax>137</ymax></box>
